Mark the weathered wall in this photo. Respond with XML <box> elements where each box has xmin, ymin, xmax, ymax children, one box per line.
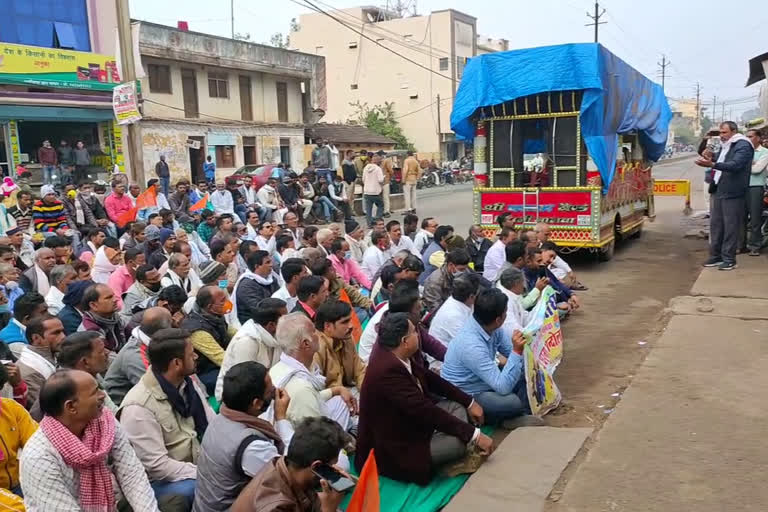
<box><xmin>140</xmin><ymin>121</ymin><xmax>304</xmax><ymax>185</ymax></box>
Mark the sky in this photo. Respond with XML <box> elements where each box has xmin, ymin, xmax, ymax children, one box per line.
<box><xmin>129</xmin><ymin>0</ymin><xmax>767</xmax><ymax>121</ymax></box>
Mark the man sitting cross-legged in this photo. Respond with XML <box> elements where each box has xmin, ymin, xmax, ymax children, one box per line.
<box><xmin>20</xmin><ymin>369</ymin><xmax>159</xmax><ymax>511</ymax></box>
<box><xmin>215</xmin><ymin>298</ymin><xmax>288</xmax><ymax>402</ymax></box>
<box><xmin>356</xmin><ymin>312</ymin><xmax>494</xmax><ymax>485</ymax></box>
<box><xmin>118</xmin><ymin>328</ymin><xmax>216</xmax><ymax>509</ymax></box>
<box><xmin>104</xmin><ymin>306</ymin><xmax>173</xmax><ymax>407</ymax></box>
<box><xmin>442</xmin><ymin>288</ymin><xmax>542</xmax><ymax>428</ymax></box>
<box><xmin>194</xmin><ymin>361</ymin><xmax>294</xmax><ymax>512</ymax></box>
<box><xmin>267</xmin><ymin>313</ymin><xmax>357</xmax><ymax>432</ymax></box>
<box><xmin>313</xmin><ymin>300</ymin><xmax>366</xmax><ymax>394</ymax></box>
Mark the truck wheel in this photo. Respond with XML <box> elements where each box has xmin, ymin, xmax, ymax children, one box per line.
<box><xmin>599</xmin><ymin>240</ymin><xmax>615</xmax><ymax>261</ymax></box>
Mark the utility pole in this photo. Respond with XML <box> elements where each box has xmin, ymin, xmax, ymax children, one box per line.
<box><xmin>231</xmin><ymin>0</ymin><xmax>235</xmax><ymax>39</ymax></box>
<box><xmin>657</xmin><ymin>55</ymin><xmax>669</xmax><ymax>91</ymax></box>
<box><xmin>712</xmin><ymin>95</ymin><xmax>717</xmax><ymax>126</ymax></box>
<box><xmin>721</xmin><ymin>102</ymin><xmax>725</xmax><ymax>123</ymax></box>
<box><xmin>585</xmin><ymin>2</ymin><xmax>607</xmax><ymax>43</ymax></box>
<box><xmin>436</xmin><ymin>94</ymin><xmax>442</xmax><ymax>154</ymax></box>
<box><xmin>115</xmin><ymin>0</ymin><xmax>142</xmax><ymax>184</ymax></box>
<box><xmin>695</xmin><ymin>82</ymin><xmax>701</xmax><ymax>134</ymax></box>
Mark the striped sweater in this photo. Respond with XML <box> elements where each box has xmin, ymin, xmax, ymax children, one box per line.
<box><xmin>32</xmin><ymin>200</ymin><xmax>69</xmax><ymax>232</ymax></box>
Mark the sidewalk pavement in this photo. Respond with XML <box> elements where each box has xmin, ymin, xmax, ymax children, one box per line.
<box><xmin>550</xmin><ymin>256</ymin><xmax>768</xmax><ymax>512</ymax></box>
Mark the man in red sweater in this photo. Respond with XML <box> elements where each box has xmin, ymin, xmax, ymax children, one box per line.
<box><xmin>104</xmin><ymin>181</ymin><xmax>134</xmax><ymax>234</ymax></box>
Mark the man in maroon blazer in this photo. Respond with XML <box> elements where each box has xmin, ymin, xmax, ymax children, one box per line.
<box><xmin>356</xmin><ymin>312</ymin><xmax>494</xmax><ymax>485</ymax></box>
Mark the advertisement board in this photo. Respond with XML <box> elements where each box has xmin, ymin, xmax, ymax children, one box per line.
<box><xmin>112</xmin><ymin>82</ymin><xmax>142</xmax><ymax>125</ymax></box>
<box><xmin>0</xmin><ymin>42</ymin><xmax>119</xmax><ymax>91</ymax></box>
<box><xmin>479</xmin><ymin>190</ymin><xmax>593</xmax><ymax>227</ymax></box>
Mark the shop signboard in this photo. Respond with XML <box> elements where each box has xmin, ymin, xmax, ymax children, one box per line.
<box><xmin>0</xmin><ymin>42</ymin><xmax>119</xmax><ymax>91</ymax></box>
<box><xmin>112</xmin><ymin>82</ymin><xmax>141</xmax><ymax>125</ymax></box>
<box><xmin>8</xmin><ymin>121</ymin><xmax>20</xmax><ymax>167</ymax></box>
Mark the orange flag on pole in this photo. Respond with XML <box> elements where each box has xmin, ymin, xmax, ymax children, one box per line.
<box><xmin>338</xmin><ymin>288</ymin><xmax>362</xmax><ymax>343</ymax></box>
<box><xmin>347</xmin><ymin>449</ymin><xmax>380</xmax><ymax>512</ymax></box>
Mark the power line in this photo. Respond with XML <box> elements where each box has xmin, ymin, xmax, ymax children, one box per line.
<box><xmin>395</xmin><ymin>95</ymin><xmax>453</xmax><ymax>119</ymax></box>
<box><xmin>289</xmin><ymin>0</ymin><xmax>456</xmax><ymax>82</ymax></box>
<box><xmin>307</xmin><ymin>0</ymin><xmax>452</xmax><ymax>59</ymax></box>
<box><xmin>585</xmin><ymin>2</ymin><xmax>607</xmax><ymax>43</ymax></box>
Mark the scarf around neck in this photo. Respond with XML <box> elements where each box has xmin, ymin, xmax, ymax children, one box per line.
<box><xmin>152</xmin><ymin>368</ymin><xmax>209</xmax><ymax>441</ymax></box>
<box><xmin>82</xmin><ymin>311</ymin><xmax>123</xmax><ymax>352</ymax></box>
<box><xmin>219</xmin><ymin>404</ymin><xmax>285</xmax><ymax>454</ymax></box>
<box><xmin>40</xmin><ymin>409</ymin><xmax>117</xmax><ymax>512</ymax></box>
<box><xmin>714</xmin><ymin>133</ymin><xmax>749</xmax><ymax>184</ymax></box>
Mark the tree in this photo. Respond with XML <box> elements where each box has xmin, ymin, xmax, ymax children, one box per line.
<box><xmin>674</xmin><ymin>124</ymin><xmax>696</xmax><ymax>145</ymax></box>
<box><xmin>349</xmin><ymin>101</ymin><xmax>415</xmax><ymax>151</ymax></box>
<box><xmin>268</xmin><ymin>33</ymin><xmax>288</xmax><ymax>48</ymax></box>
<box><xmin>699</xmin><ymin>115</ymin><xmax>712</xmax><ymax>135</ymax></box>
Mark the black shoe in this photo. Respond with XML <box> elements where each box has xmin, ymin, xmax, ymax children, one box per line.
<box><xmin>383</xmin><ymin>212</ymin><xmax>391</xmax><ymax>218</ymax></box>
<box><xmin>718</xmin><ymin>262</ymin><xmax>738</xmax><ymax>271</ymax></box>
<box><xmin>702</xmin><ymin>258</ymin><xmax>723</xmax><ymax>267</ymax></box>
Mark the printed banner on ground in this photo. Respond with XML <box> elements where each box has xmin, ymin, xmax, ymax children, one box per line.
<box><xmin>521</xmin><ymin>287</ymin><xmax>563</xmax><ymax>416</ymax></box>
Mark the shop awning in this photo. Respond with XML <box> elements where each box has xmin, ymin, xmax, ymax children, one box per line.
<box><xmin>0</xmin><ymin>105</ymin><xmax>115</xmax><ymax>122</ymax></box>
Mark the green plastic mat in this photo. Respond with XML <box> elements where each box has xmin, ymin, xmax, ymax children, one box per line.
<box><xmin>341</xmin><ymin>426</ymin><xmax>494</xmax><ymax>512</ymax></box>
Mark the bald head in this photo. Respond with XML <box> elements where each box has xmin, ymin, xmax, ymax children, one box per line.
<box><xmin>35</xmin><ymin>247</ymin><xmax>56</xmax><ymax>273</ymax></box>
<box><xmin>141</xmin><ymin>306</ymin><xmax>173</xmax><ymax>336</ymax></box>
<box><xmin>301</xmin><ymin>247</ymin><xmax>325</xmax><ymax>269</ymax></box>
<box><xmin>534</xmin><ymin>222</ymin><xmax>551</xmax><ymax>242</ymax></box>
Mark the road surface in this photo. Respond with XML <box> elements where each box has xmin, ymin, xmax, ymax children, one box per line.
<box><xmin>412</xmin><ymin>156</ymin><xmax>709</xmax><ymax>428</ymax></box>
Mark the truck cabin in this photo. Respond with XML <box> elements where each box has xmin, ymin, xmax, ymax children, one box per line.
<box><xmin>479</xmin><ymin>90</ymin><xmax>646</xmax><ymax>190</ymax></box>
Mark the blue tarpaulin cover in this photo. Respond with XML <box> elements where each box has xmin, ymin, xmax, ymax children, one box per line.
<box><xmin>451</xmin><ymin>43</ymin><xmax>672</xmax><ymax>193</ymax></box>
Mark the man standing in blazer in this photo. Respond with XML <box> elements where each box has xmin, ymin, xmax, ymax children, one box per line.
<box><xmin>696</xmin><ymin>121</ymin><xmax>754</xmax><ymax>270</ymax></box>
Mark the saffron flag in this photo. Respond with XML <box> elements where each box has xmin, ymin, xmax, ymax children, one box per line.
<box><xmin>190</xmin><ymin>192</ymin><xmax>211</xmax><ymax>212</ymax></box>
<box><xmin>114</xmin><ymin>207</ymin><xmax>138</xmax><ymax>228</ymax></box>
<box><xmin>134</xmin><ymin>185</ymin><xmax>157</xmax><ymax>210</ymax></box>
<box><xmin>338</xmin><ymin>288</ymin><xmax>363</xmax><ymax>343</ymax></box>
<box><xmin>346</xmin><ymin>449</ymin><xmax>380</xmax><ymax>512</ymax></box>
<box><xmin>115</xmin><ymin>186</ymin><xmax>158</xmax><ymax>228</ymax></box>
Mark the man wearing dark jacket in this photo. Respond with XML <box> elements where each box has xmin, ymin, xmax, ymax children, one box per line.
<box><xmin>234</xmin><ymin>250</ymin><xmax>280</xmax><ymax>325</ymax></box>
<box><xmin>466</xmin><ymin>224</ymin><xmax>492</xmax><ymax>272</ymax></box>
<box><xmin>695</xmin><ymin>121</ymin><xmax>754</xmax><ymax>270</ymax></box>
<box><xmin>356</xmin><ymin>312</ymin><xmax>493</xmax><ymax>485</ymax></box>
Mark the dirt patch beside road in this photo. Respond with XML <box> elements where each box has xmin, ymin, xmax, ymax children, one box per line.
<box><xmin>544</xmin><ymin>206</ymin><xmax>708</xmax><ymax>429</ymax></box>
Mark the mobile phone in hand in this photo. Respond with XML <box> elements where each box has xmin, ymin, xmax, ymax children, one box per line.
<box><xmin>312</xmin><ymin>463</ymin><xmax>357</xmax><ymax>493</ymax></box>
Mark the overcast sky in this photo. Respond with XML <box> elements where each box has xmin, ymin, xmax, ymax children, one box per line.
<box><xmin>129</xmin><ymin>0</ymin><xmax>766</xmax><ymax>120</ymax></box>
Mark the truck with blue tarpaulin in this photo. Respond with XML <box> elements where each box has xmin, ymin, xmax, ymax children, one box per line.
<box><xmin>451</xmin><ymin>43</ymin><xmax>672</xmax><ymax>258</ymax></box>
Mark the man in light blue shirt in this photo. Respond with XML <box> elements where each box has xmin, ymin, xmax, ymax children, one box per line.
<box><xmin>441</xmin><ymin>288</ymin><xmax>529</xmax><ymax>425</ymax></box>
<box><xmin>745</xmin><ymin>129</ymin><xmax>768</xmax><ymax>256</ymax></box>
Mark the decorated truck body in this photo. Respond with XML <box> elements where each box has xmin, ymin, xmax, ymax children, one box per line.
<box><xmin>451</xmin><ymin>43</ymin><xmax>672</xmax><ymax>259</ymax></box>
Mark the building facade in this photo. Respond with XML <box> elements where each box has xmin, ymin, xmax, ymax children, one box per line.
<box><xmin>291</xmin><ymin>6</ymin><xmax>503</xmax><ymax>161</ymax></box>
<box><xmin>136</xmin><ymin>22</ymin><xmax>326</xmax><ymax>186</ymax></box>
<box><xmin>0</xmin><ymin>0</ymin><xmax>125</xmax><ymax>184</ymax></box>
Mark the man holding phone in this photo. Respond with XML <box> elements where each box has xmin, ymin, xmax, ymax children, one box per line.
<box><xmin>232</xmin><ymin>416</ymin><xmax>350</xmax><ymax>512</ymax></box>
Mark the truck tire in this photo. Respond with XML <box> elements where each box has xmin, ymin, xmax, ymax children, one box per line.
<box><xmin>599</xmin><ymin>239</ymin><xmax>615</xmax><ymax>261</ymax></box>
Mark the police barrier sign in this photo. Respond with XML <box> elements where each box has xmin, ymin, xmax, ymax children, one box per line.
<box><xmin>653</xmin><ymin>179</ymin><xmax>691</xmax><ymax>213</ymax></box>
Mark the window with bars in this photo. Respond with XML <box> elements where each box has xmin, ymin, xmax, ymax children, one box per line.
<box><xmin>208</xmin><ymin>72</ymin><xmax>229</xmax><ymax>98</ymax></box>
<box><xmin>147</xmin><ymin>64</ymin><xmax>172</xmax><ymax>93</ymax></box>
<box><xmin>456</xmin><ymin>56</ymin><xmax>467</xmax><ymax>79</ymax></box>
<box><xmin>439</xmin><ymin>57</ymin><xmax>449</xmax><ymax>71</ymax></box>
